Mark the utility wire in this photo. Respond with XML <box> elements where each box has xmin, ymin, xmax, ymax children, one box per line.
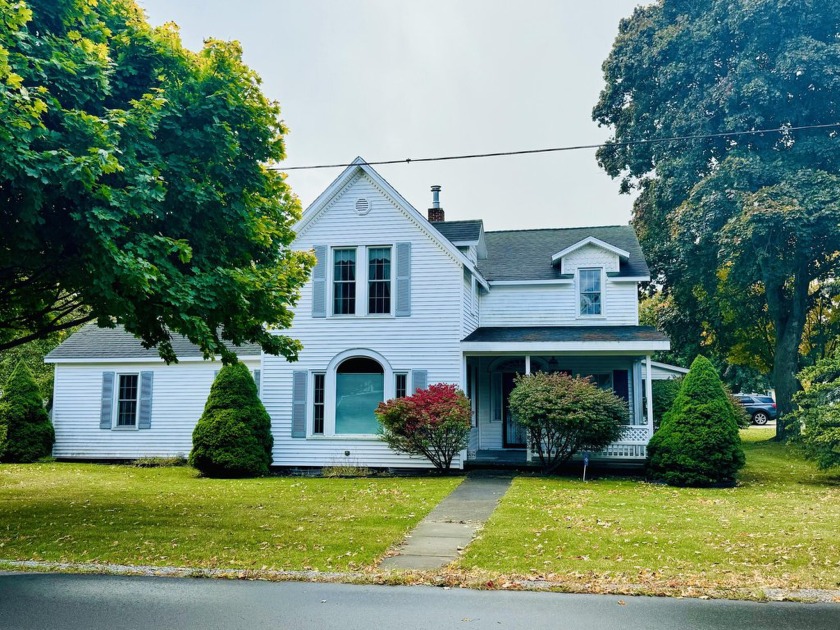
<box><xmin>271</xmin><ymin>122</ymin><xmax>840</xmax><ymax>171</ymax></box>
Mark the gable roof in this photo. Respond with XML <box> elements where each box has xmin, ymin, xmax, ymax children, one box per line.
<box><xmin>45</xmin><ymin>324</ymin><xmax>261</xmax><ymax>362</ymax></box>
<box><xmin>550</xmin><ymin>236</ymin><xmax>630</xmax><ymax>264</ymax></box>
<box><xmin>294</xmin><ymin>157</ymin><xmax>489</xmax><ymax>289</ymax></box>
<box><xmin>477</xmin><ymin>225</ymin><xmax>649</xmax><ymax>282</ymax></box>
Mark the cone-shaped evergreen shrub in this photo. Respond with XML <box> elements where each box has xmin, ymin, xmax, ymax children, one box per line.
<box><xmin>189</xmin><ymin>363</ymin><xmax>273</xmax><ymax>477</ymax></box>
<box><xmin>0</xmin><ymin>361</ymin><xmax>55</xmax><ymax>462</ymax></box>
<box><xmin>647</xmin><ymin>355</ymin><xmax>745</xmax><ymax>486</ymax></box>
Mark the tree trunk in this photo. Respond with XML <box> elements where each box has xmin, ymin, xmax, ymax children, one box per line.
<box><xmin>771</xmin><ymin>327</ymin><xmax>801</xmax><ymax>440</ymax></box>
<box><xmin>767</xmin><ymin>266</ymin><xmax>810</xmax><ymax>441</ymax></box>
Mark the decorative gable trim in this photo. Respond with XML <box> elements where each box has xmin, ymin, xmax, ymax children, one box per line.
<box><xmin>294</xmin><ymin>157</ymin><xmax>489</xmax><ymax>290</ymax></box>
<box><xmin>551</xmin><ymin>237</ymin><xmax>631</xmax><ymax>265</ymax></box>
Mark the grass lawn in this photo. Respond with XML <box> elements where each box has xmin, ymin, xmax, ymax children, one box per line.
<box><xmin>0</xmin><ymin>464</ymin><xmax>460</xmax><ymax>572</ymax></box>
<box><xmin>459</xmin><ymin>429</ymin><xmax>840</xmax><ymax>596</ymax></box>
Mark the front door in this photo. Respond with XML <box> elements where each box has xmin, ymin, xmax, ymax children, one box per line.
<box><xmin>502</xmin><ymin>372</ymin><xmax>527</xmax><ymax>448</ymax></box>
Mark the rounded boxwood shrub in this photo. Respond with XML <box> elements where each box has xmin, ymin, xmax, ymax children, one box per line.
<box><xmin>189</xmin><ymin>362</ymin><xmax>272</xmax><ymax>477</ymax></box>
<box><xmin>0</xmin><ymin>361</ymin><xmax>55</xmax><ymax>462</ymax></box>
<box><xmin>647</xmin><ymin>355</ymin><xmax>745</xmax><ymax>486</ymax></box>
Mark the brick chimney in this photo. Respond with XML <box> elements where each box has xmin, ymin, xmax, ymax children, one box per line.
<box><xmin>428</xmin><ymin>185</ymin><xmax>445</xmax><ymax>222</ymax></box>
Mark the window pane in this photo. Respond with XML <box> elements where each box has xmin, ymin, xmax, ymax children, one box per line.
<box><xmin>368</xmin><ymin>247</ymin><xmax>391</xmax><ymax>314</ymax></box>
<box><xmin>117</xmin><ymin>374</ymin><xmax>138</xmax><ymax>426</ymax></box>
<box><xmin>313</xmin><ymin>373</ymin><xmax>325</xmax><ymax>434</ymax></box>
<box><xmin>580</xmin><ymin>269</ymin><xmax>602</xmax><ymax>315</ymax></box>
<box><xmin>335</xmin><ymin>373</ymin><xmax>383</xmax><ymax>434</ymax></box>
<box><xmin>395</xmin><ymin>373</ymin><xmax>407</xmax><ymax>399</ymax></box>
<box><xmin>333</xmin><ymin>249</ymin><xmax>356</xmax><ymax>314</ymax></box>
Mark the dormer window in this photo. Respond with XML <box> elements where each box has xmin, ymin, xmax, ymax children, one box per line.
<box><xmin>579</xmin><ymin>268</ymin><xmax>602</xmax><ymax>316</ymax></box>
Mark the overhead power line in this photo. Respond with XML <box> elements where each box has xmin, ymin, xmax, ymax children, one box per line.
<box><xmin>271</xmin><ymin>122</ymin><xmax>840</xmax><ymax>171</ymax></box>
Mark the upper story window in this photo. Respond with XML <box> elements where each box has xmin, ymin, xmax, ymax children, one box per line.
<box><xmin>331</xmin><ymin>246</ymin><xmax>393</xmax><ymax>316</ymax></box>
<box><xmin>368</xmin><ymin>247</ymin><xmax>391</xmax><ymax>314</ymax></box>
<box><xmin>579</xmin><ymin>268</ymin><xmax>602</xmax><ymax>316</ymax></box>
<box><xmin>333</xmin><ymin>248</ymin><xmax>356</xmax><ymax>314</ymax></box>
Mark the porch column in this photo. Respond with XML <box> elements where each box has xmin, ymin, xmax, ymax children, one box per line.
<box><xmin>645</xmin><ymin>354</ymin><xmax>654</xmax><ymax>433</ymax></box>
<box><xmin>524</xmin><ymin>355</ymin><xmax>532</xmax><ymax>462</ymax></box>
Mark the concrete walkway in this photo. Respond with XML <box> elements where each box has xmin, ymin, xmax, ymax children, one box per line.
<box><xmin>379</xmin><ymin>471</ymin><xmax>513</xmax><ymax>570</ymax></box>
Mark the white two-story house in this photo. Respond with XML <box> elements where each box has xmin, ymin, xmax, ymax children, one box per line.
<box><xmin>46</xmin><ymin>158</ymin><xmax>669</xmax><ymax>469</ymax></box>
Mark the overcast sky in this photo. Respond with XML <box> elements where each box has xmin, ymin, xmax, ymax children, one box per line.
<box><xmin>139</xmin><ymin>0</ymin><xmax>645</xmax><ymax>231</ymax></box>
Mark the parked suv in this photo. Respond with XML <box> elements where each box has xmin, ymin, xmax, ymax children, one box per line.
<box><xmin>735</xmin><ymin>394</ymin><xmax>778</xmax><ymax>425</ymax></box>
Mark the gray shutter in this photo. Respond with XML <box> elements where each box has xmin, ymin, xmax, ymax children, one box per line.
<box><xmin>254</xmin><ymin>369</ymin><xmax>261</xmax><ymax>397</ymax></box>
<box><xmin>138</xmin><ymin>371</ymin><xmax>153</xmax><ymax>429</ymax></box>
<box><xmin>395</xmin><ymin>242</ymin><xmax>411</xmax><ymax>317</ymax></box>
<box><xmin>312</xmin><ymin>245</ymin><xmax>327</xmax><ymax>318</ymax></box>
<box><xmin>100</xmin><ymin>372</ymin><xmax>115</xmax><ymax>429</ymax></box>
<box><xmin>411</xmin><ymin>369</ymin><xmax>427</xmax><ymax>394</ymax></box>
<box><xmin>291</xmin><ymin>371</ymin><xmax>307</xmax><ymax>438</ymax></box>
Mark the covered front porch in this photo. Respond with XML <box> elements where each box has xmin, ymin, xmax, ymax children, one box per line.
<box><xmin>460</xmin><ymin>326</ymin><xmax>670</xmax><ymax>464</ymax></box>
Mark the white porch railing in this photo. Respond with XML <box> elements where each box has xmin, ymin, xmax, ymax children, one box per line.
<box><xmin>590</xmin><ymin>425</ymin><xmax>651</xmax><ymax>459</ymax></box>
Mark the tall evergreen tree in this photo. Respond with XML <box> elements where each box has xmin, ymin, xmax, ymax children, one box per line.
<box><xmin>189</xmin><ymin>363</ymin><xmax>272</xmax><ymax>478</ymax></box>
<box><xmin>647</xmin><ymin>356</ymin><xmax>745</xmax><ymax>486</ymax></box>
<box><xmin>0</xmin><ymin>361</ymin><xmax>54</xmax><ymax>462</ymax></box>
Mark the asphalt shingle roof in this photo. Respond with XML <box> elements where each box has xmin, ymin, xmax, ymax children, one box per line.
<box><xmin>46</xmin><ymin>324</ymin><xmax>262</xmax><ymax>360</ymax></box>
<box><xmin>475</xmin><ymin>225</ymin><xmax>649</xmax><ymax>282</ymax></box>
<box><xmin>431</xmin><ymin>220</ymin><xmax>483</xmax><ymax>243</ymax></box>
<box><xmin>462</xmin><ymin>326</ymin><xmax>669</xmax><ymax>344</ymax></box>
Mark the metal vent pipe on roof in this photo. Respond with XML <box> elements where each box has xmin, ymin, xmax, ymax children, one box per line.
<box><xmin>431</xmin><ymin>185</ymin><xmax>441</xmax><ymax>208</ymax></box>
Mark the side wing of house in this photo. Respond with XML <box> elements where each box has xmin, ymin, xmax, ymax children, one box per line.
<box><xmin>263</xmin><ymin>160</ymin><xmax>473</xmax><ymax>469</ymax></box>
<box><xmin>46</xmin><ymin>325</ymin><xmax>261</xmax><ymax>460</ymax></box>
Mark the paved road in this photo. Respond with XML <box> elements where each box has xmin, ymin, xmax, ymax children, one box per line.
<box><xmin>0</xmin><ymin>573</ymin><xmax>838</xmax><ymax>630</ymax></box>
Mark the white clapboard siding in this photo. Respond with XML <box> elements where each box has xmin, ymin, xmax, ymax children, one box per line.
<box><xmin>479</xmin><ymin>280</ymin><xmax>639</xmax><ymax>327</ymax></box>
<box><xmin>266</xmin><ymin>171</ymin><xmax>466</xmax><ymax>469</ymax></box>
<box><xmin>462</xmin><ymin>270</ymin><xmax>479</xmax><ymax>338</ymax></box>
<box><xmin>51</xmin><ymin>359</ymin><xmax>260</xmax><ymax>459</ymax></box>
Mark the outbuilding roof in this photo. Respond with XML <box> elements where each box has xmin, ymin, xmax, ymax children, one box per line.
<box><xmin>45</xmin><ymin>324</ymin><xmax>262</xmax><ymax>361</ymax></box>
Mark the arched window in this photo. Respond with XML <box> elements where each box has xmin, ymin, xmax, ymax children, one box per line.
<box><xmin>335</xmin><ymin>357</ymin><xmax>384</xmax><ymax>434</ymax></box>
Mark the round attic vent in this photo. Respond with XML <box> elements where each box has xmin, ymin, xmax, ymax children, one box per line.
<box><xmin>355</xmin><ymin>198</ymin><xmax>371</xmax><ymax>215</ymax></box>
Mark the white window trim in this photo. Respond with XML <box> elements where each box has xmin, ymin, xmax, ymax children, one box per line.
<box><xmin>329</xmin><ymin>245</ymin><xmax>395</xmax><ymax>318</ymax></box>
<box><xmin>113</xmin><ymin>372</ymin><xmax>140</xmax><ymax>430</ymax></box>
<box><xmin>581</xmin><ymin>371</ymin><xmax>613</xmax><ymax>391</ymax></box>
<box><xmin>577</xmin><ymin>266</ymin><xmax>606</xmax><ymax>319</ymax></box>
<box><xmin>312</xmin><ymin>348</ymin><xmax>394</xmax><ymax>438</ymax></box>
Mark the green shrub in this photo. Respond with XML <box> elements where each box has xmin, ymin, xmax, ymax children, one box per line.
<box><xmin>189</xmin><ymin>363</ymin><xmax>273</xmax><ymax>477</ymax></box>
<box><xmin>376</xmin><ymin>383</ymin><xmax>471</xmax><ymax>472</ymax></box>
<box><xmin>0</xmin><ymin>361</ymin><xmax>55</xmax><ymax>463</ymax></box>
<box><xmin>133</xmin><ymin>455</ymin><xmax>187</xmax><ymax>468</ymax></box>
<box><xmin>508</xmin><ymin>371</ymin><xmax>627</xmax><ymax>474</ymax></box>
<box><xmin>788</xmin><ymin>353</ymin><xmax>840</xmax><ymax>470</ymax></box>
<box><xmin>647</xmin><ymin>355</ymin><xmax>745</xmax><ymax>486</ymax></box>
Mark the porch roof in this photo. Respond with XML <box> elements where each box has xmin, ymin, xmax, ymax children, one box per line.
<box><xmin>461</xmin><ymin>326</ymin><xmax>670</xmax><ymax>353</ymax></box>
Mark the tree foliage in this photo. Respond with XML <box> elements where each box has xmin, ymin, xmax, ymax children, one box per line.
<box><xmin>594</xmin><ymin>0</ymin><xmax>840</xmax><ymax>437</ymax></box>
<box><xmin>788</xmin><ymin>353</ymin><xmax>840</xmax><ymax>469</ymax></box>
<box><xmin>375</xmin><ymin>383</ymin><xmax>471</xmax><ymax>472</ymax></box>
<box><xmin>650</xmin><ymin>377</ymin><xmax>683</xmax><ymax>431</ymax></box>
<box><xmin>508</xmin><ymin>372</ymin><xmax>627</xmax><ymax>474</ymax></box>
<box><xmin>0</xmin><ymin>0</ymin><xmax>313</xmax><ymax>361</ymax></box>
<box><xmin>0</xmin><ymin>361</ymin><xmax>54</xmax><ymax>462</ymax></box>
<box><xmin>647</xmin><ymin>356</ymin><xmax>745</xmax><ymax>486</ymax></box>
<box><xmin>189</xmin><ymin>363</ymin><xmax>272</xmax><ymax>477</ymax></box>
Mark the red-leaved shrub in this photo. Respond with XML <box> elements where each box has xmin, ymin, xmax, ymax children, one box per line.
<box><xmin>375</xmin><ymin>383</ymin><xmax>471</xmax><ymax>471</ymax></box>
